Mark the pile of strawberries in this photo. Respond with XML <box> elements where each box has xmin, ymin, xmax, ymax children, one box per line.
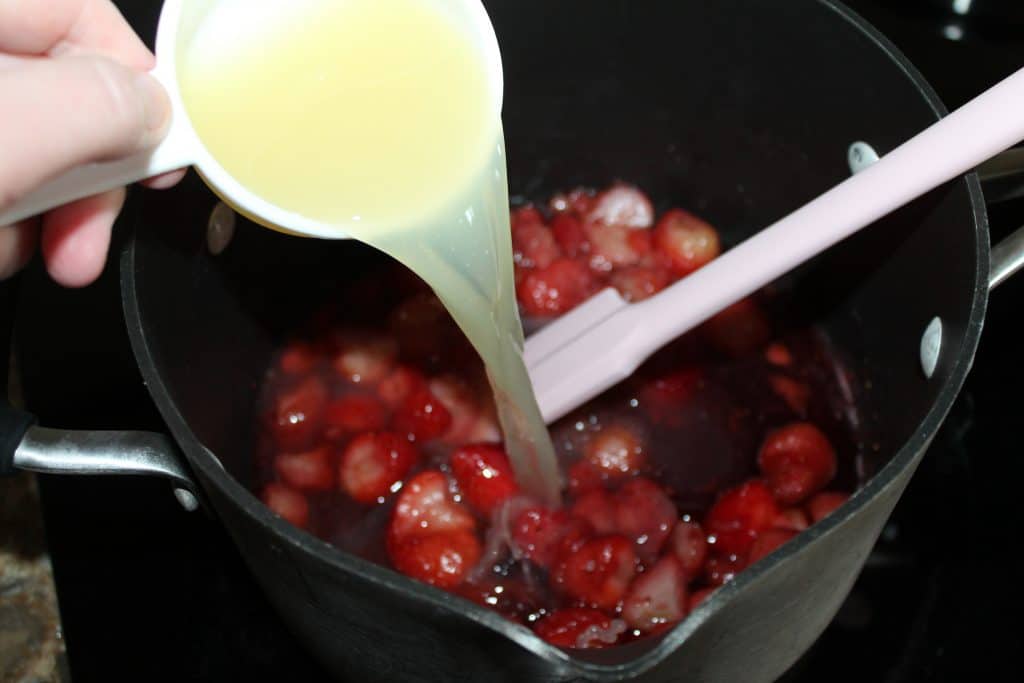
<box><xmin>257</xmin><ymin>184</ymin><xmax>854</xmax><ymax>650</ymax></box>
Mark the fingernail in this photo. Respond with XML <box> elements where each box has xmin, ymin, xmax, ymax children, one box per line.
<box><xmin>135</xmin><ymin>72</ymin><xmax>172</xmax><ymax>147</ymax></box>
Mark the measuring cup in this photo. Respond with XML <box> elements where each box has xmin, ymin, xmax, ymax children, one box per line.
<box><xmin>0</xmin><ymin>0</ymin><xmax>504</xmax><ymax>238</ymax></box>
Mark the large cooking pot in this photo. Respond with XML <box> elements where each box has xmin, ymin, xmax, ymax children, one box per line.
<box><xmin>2</xmin><ymin>1</ymin><xmax>1021</xmax><ymax>680</ymax></box>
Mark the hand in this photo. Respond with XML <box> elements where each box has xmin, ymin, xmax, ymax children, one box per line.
<box><xmin>0</xmin><ymin>0</ymin><xmax>185</xmax><ymax>287</ymax></box>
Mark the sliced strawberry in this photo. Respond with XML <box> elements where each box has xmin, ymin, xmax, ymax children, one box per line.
<box><xmin>324</xmin><ymin>394</ymin><xmax>388</xmax><ymax>438</ymax></box>
<box><xmin>703</xmin><ymin>553</ymin><xmax>746</xmax><ymax>587</ymax></box>
<box><xmin>585</xmin><ymin>221</ymin><xmax>645</xmax><ymax>272</ymax></box>
<box><xmin>610</xmin><ymin>266</ymin><xmax>671</xmax><ymax>302</ymax></box>
<box><xmin>393</xmin><ymin>387</ymin><xmax>453</xmax><ymax>443</ymax></box>
<box><xmin>769</xmin><ymin>375</ymin><xmax>811</xmax><ymax>416</ymax></box>
<box><xmin>429</xmin><ymin>375</ymin><xmax>480</xmax><ymax>443</ymax></box>
<box><xmin>583</xmin><ymin>424</ymin><xmax>645</xmax><ymax>481</ymax></box>
<box><xmin>622</xmin><ymin>556</ymin><xmax>688</xmax><ymax>630</ymax></box>
<box><xmin>614</xmin><ymin>478</ymin><xmax>678</xmax><ymax>562</ymax></box>
<box><xmin>450</xmin><ymin>444</ymin><xmax>520</xmax><ymax>516</ymax></box>
<box><xmin>274</xmin><ymin>444</ymin><xmax>334</xmax><ymax>492</ymax></box>
<box><xmin>339</xmin><ymin>432</ymin><xmax>419</xmax><ymax>503</ymax></box>
<box><xmin>466</xmin><ymin>408</ymin><xmax>502</xmax><ymax>444</ymax></box>
<box><xmin>549</xmin><ymin>188</ymin><xmax>597</xmax><ymax>217</ymax></box>
<box><xmin>652</xmin><ymin>208</ymin><xmax>720</xmax><ymax>276</ymax></box>
<box><xmin>277</xmin><ymin>342</ymin><xmax>319</xmax><ymax>375</ymax></box>
<box><xmin>764</xmin><ymin>343</ymin><xmax>793</xmax><ymax>367</ymax></box>
<box><xmin>688</xmin><ymin>587</ymin><xmax>716</xmax><ymax>611</ymax></box>
<box><xmin>511</xmin><ymin>205</ymin><xmax>545</xmax><ymax>228</ymax></box>
<box><xmin>570</xmin><ymin>489</ymin><xmax>617</xmax><ymax>535</ymax></box>
<box><xmin>586</xmin><ymin>183</ymin><xmax>655</xmax><ymax>230</ymax></box>
<box><xmin>704</xmin><ymin>480</ymin><xmax>780</xmax><ymax>557</ymax></box>
<box><xmin>702</xmin><ymin>299</ymin><xmax>771</xmax><ymax>358</ymax></box>
<box><xmin>639</xmin><ymin>369</ymin><xmax>701</xmax><ymax>427</ymax></box>
<box><xmin>758</xmin><ymin>423</ymin><xmax>837</xmax><ymax>505</ymax></box>
<box><xmin>512</xmin><ymin>213</ymin><xmax>561</xmax><ymax>270</ymax></box>
<box><xmin>269</xmin><ymin>374</ymin><xmax>328</xmax><ymax>452</ymax></box>
<box><xmin>773</xmin><ymin>507</ymin><xmax>810</xmax><ymax>532</ymax></box>
<box><xmin>747</xmin><ymin>529</ymin><xmax>798</xmax><ymax>564</ymax></box>
<box><xmin>533</xmin><ymin>608</ymin><xmax>624</xmax><ymax>649</ymax></box>
<box><xmin>550</xmin><ymin>213</ymin><xmax>590</xmax><ymax>257</ymax></box>
<box><xmin>567</xmin><ymin>459</ymin><xmax>605</xmax><ymax>497</ymax></box>
<box><xmin>670</xmin><ymin>520</ymin><xmax>709</xmax><ymax>578</ymax></box>
<box><xmin>389</xmin><ymin>529</ymin><xmax>481</xmax><ymax>589</ymax></box>
<box><xmin>262</xmin><ymin>483</ymin><xmax>310</xmax><ymax>529</ymax></box>
<box><xmin>517</xmin><ymin>258</ymin><xmax>597</xmax><ymax>317</ymax></box>
<box><xmin>388</xmin><ymin>470</ymin><xmax>476</xmax><ymax>544</ymax></box>
<box><xmin>553</xmin><ymin>535</ymin><xmax>638</xmax><ymax>609</ymax></box>
<box><xmin>806</xmin><ymin>492</ymin><xmax>849</xmax><ymax>523</ymax></box>
<box><xmin>332</xmin><ymin>332</ymin><xmax>398</xmax><ymax>385</ymax></box>
<box><xmin>510</xmin><ymin>507</ymin><xmax>587</xmax><ymax>569</ymax></box>
<box><xmin>377</xmin><ymin>365</ymin><xmax>427</xmax><ymax>409</ymax></box>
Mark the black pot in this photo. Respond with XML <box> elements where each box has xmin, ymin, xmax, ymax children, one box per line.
<box><xmin>2</xmin><ymin>1</ymin><xmax>1019</xmax><ymax>681</ymax></box>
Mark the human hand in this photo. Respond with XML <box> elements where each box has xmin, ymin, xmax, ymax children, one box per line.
<box><xmin>0</xmin><ymin>0</ymin><xmax>186</xmax><ymax>287</ymax></box>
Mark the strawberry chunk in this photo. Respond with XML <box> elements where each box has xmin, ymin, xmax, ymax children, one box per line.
<box><xmin>274</xmin><ymin>444</ymin><xmax>334</xmax><ymax>492</ymax></box>
<box><xmin>570</xmin><ymin>489</ymin><xmax>617</xmax><ymax>535</ymax></box>
<box><xmin>610</xmin><ymin>266</ymin><xmax>671</xmax><ymax>302</ymax></box>
<box><xmin>702</xmin><ymin>299</ymin><xmax>771</xmax><ymax>358</ymax></box>
<box><xmin>622</xmin><ymin>556</ymin><xmax>688</xmax><ymax>631</ymax></box>
<box><xmin>389</xmin><ymin>529</ymin><xmax>481</xmax><ymax>589</ymax></box>
<box><xmin>261</xmin><ymin>483</ymin><xmax>310</xmax><ymax>529</ymax></box>
<box><xmin>670</xmin><ymin>520</ymin><xmax>709</xmax><ymax>578</ymax></box>
<box><xmin>534</xmin><ymin>608</ymin><xmax>624</xmax><ymax>649</ymax></box>
<box><xmin>703</xmin><ymin>553</ymin><xmax>746</xmax><ymax>586</ymax></box>
<box><xmin>428</xmin><ymin>375</ymin><xmax>480</xmax><ymax>443</ymax></box>
<box><xmin>332</xmin><ymin>332</ymin><xmax>398</xmax><ymax>385</ymax></box>
<box><xmin>567</xmin><ymin>459</ymin><xmax>604</xmax><ymax>497</ymax></box>
<box><xmin>613</xmin><ymin>478</ymin><xmax>677</xmax><ymax>562</ymax></box>
<box><xmin>758</xmin><ymin>422</ymin><xmax>837</xmax><ymax>505</ymax></box>
<box><xmin>585</xmin><ymin>221</ymin><xmax>645</xmax><ymax>272</ymax></box>
<box><xmin>377</xmin><ymin>365</ymin><xmax>427</xmax><ymax>409</ymax></box>
<box><xmin>550</xmin><ymin>213</ymin><xmax>590</xmax><ymax>257</ymax></box>
<box><xmin>339</xmin><ymin>432</ymin><xmax>419</xmax><ymax>503</ymax></box>
<box><xmin>269</xmin><ymin>375</ymin><xmax>328</xmax><ymax>452</ymax></box>
<box><xmin>704</xmin><ymin>480</ymin><xmax>780</xmax><ymax>557</ymax></box>
<box><xmin>639</xmin><ymin>369</ymin><xmax>701</xmax><ymax>427</ymax></box>
<box><xmin>549</xmin><ymin>188</ymin><xmax>596</xmax><ymax>217</ymax></box>
<box><xmin>324</xmin><ymin>394</ymin><xmax>388</xmax><ymax>438</ymax></box>
<box><xmin>769</xmin><ymin>375</ymin><xmax>811</xmax><ymax>416</ymax></box>
<box><xmin>773</xmin><ymin>507</ymin><xmax>810</xmax><ymax>532</ymax></box>
<box><xmin>652</xmin><ymin>208</ymin><xmax>720</xmax><ymax>276</ymax></box>
<box><xmin>512</xmin><ymin>212</ymin><xmax>561</xmax><ymax>270</ymax></box>
<box><xmin>553</xmin><ymin>535</ymin><xmax>638</xmax><ymax>610</ymax></box>
<box><xmin>806</xmin><ymin>491</ymin><xmax>849</xmax><ymax>523</ymax></box>
<box><xmin>517</xmin><ymin>258</ymin><xmax>597</xmax><ymax>317</ymax></box>
<box><xmin>450</xmin><ymin>444</ymin><xmax>520</xmax><ymax>516</ymax></box>
<box><xmin>586</xmin><ymin>183</ymin><xmax>655</xmax><ymax>230</ymax></box>
<box><xmin>510</xmin><ymin>507</ymin><xmax>587</xmax><ymax>569</ymax></box>
<box><xmin>747</xmin><ymin>529</ymin><xmax>798</xmax><ymax>564</ymax></box>
<box><xmin>583</xmin><ymin>424</ymin><xmax>646</xmax><ymax>481</ymax></box>
<box><xmin>393</xmin><ymin>387</ymin><xmax>453</xmax><ymax>443</ymax></box>
<box><xmin>388</xmin><ymin>470</ymin><xmax>476</xmax><ymax>544</ymax></box>
<box><xmin>277</xmin><ymin>342</ymin><xmax>319</xmax><ymax>375</ymax></box>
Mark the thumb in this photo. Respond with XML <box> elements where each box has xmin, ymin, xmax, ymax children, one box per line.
<box><xmin>0</xmin><ymin>55</ymin><xmax>171</xmax><ymax>213</ymax></box>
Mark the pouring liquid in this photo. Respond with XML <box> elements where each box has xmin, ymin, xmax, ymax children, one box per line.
<box><xmin>178</xmin><ymin>0</ymin><xmax>561</xmax><ymax>504</ymax></box>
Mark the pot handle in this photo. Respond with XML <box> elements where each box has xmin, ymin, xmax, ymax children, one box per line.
<box><xmin>988</xmin><ymin>222</ymin><xmax>1024</xmax><ymax>290</ymax></box>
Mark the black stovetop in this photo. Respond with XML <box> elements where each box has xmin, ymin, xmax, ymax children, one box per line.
<box><xmin>10</xmin><ymin>1</ymin><xmax>1024</xmax><ymax>680</ymax></box>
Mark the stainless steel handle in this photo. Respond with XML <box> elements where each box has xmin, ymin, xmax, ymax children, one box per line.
<box><xmin>989</xmin><ymin>223</ymin><xmax>1024</xmax><ymax>290</ymax></box>
<box><xmin>977</xmin><ymin>146</ymin><xmax>1024</xmax><ymax>204</ymax></box>
<box><xmin>13</xmin><ymin>426</ymin><xmax>201</xmax><ymax>511</ymax></box>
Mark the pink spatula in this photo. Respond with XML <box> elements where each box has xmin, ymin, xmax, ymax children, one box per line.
<box><xmin>525</xmin><ymin>65</ymin><xmax>1024</xmax><ymax>424</ymax></box>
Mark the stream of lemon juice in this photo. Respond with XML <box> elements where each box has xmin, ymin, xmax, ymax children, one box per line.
<box><xmin>179</xmin><ymin>0</ymin><xmax>561</xmax><ymax>505</ymax></box>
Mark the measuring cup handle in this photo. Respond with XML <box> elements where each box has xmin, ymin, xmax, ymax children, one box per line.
<box><xmin>0</xmin><ymin>69</ymin><xmax>196</xmax><ymax>227</ymax></box>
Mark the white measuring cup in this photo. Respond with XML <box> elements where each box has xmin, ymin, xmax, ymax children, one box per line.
<box><xmin>0</xmin><ymin>0</ymin><xmax>504</xmax><ymax>238</ymax></box>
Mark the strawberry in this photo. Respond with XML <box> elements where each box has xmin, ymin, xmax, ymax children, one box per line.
<box><xmin>324</xmin><ymin>394</ymin><xmax>388</xmax><ymax>438</ymax></box>
<box><xmin>747</xmin><ymin>529</ymin><xmax>798</xmax><ymax>564</ymax></box>
<box><xmin>806</xmin><ymin>491</ymin><xmax>849</xmax><ymax>523</ymax></box>
<box><xmin>585</xmin><ymin>221</ymin><xmax>645</xmax><ymax>272</ymax></box>
<box><xmin>389</xmin><ymin>529</ymin><xmax>481</xmax><ymax>589</ymax></box>
<box><xmin>533</xmin><ymin>608</ymin><xmax>623</xmax><ymax>649</ymax></box>
<box><xmin>639</xmin><ymin>369</ymin><xmax>701</xmax><ymax>427</ymax></box>
<box><xmin>339</xmin><ymin>432</ymin><xmax>419</xmax><ymax>503</ymax></box>
<box><xmin>764</xmin><ymin>343</ymin><xmax>793</xmax><ymax>367</ymax></box>
<box><xmin>549</xmin><ymin>188</ymin><xmax>596</xmax><ymax>217</ymax></box>
<box><xmin>567</xmin><ymin>459</ymin><xmax>604</xmax><ymax>497</ymax></box>
<box><xmin>389</xmin><ymin>293</ymin><xmax>453</xmax><ymax>363</ymax></box>
<box><xmin>702</xmin><ymin>299</ymin><xmax>771</xmax><ymax>358</ymax></box>
<box><xmin>511</xmin><ymin>205</ymin><xmax>545</xmax><ymax>229</ymax></box>
<box><xmin>261</xmin><ymin>483</ymin><xmax>310</xmax><ymax>529</ymax></box>
<box><xmin>512</xmin><ymin>212</ymin><xmax>561</xmax><ymax>269</ymax></box>
<box><xmin>570</xmin><ymin>489</ymin><xmax>618</xmax><ymax>535</ymax></box>
<box><xmin>688</xmin><ymin>587</ymin><xmax>716</xmax><ymax>611</ymax></box>
<box><xmin>553</xmin><ymin>535</ymin><xmax>638</xmax><ymax>609</ymax></box>
<box><xmin>652</xmin><ymin>208</ymin><xmax>720</xmax><ymax>276</ymax></box>
<box><xmin>614</xmin><ymin>478</ymin><xmax>678</xmax><ymax>562</ymax></box>
<box><xmin>332</xmin><ymin>332</ymin><xmax>398</xmax><ymax>385</ymax></box>
<box><xmin>583</xmin><ymin>424</ymin><xmax>645</xmax><ymax>480</ymax></box>
<box><xmin>388</xmin><ymin>470</ymin><xmax>476</xmax><ymax>544</ymax></box>
<box><xmin>670</xmin><ymin>520</ymin><xmax>709</xmax><ymax>578</ymax></box>
<box><xmin>393</xmin><ymin>387</ymin><xmax>453</xmax><ymax>443</ymax></box>
<box><xmin>703</xmin><ymin>553</ymin><xmax>746</xmax><ymax>587</ymax></box>
<box><xmin>550</xmin><ymin>213</ymin><xmax>590</xmax><ymax>257</ymax></box>
<box><xmin>428</xmin><ymin>375</ymin><xmax>480</xmax><ymax>443</ymax></box>
<box><xmin>610</xmin><ymin>266</ymin><xmax>671</xmax><ymax>302</ymax></box>
<box><xmin>769</xmin><ymin>375</ymin><xmax>811</xmax><ymax>416</ymax></box>
<box><xmin>586</xmin><ymin>183</ymin><xmax>655</xmax><ymax>230</ymax></box>
<box><xmin>277</xmin><ymin>342</ymin><xmax>319</xmax><ymax>375</ymax></box>
<box><xmin>704</xmin><ymin>480</ymin><xmax>780</xmax><ymax>557</ymax></box>
<box><xmin>773</xmin><ymin>508</ymin><xmax>810</xmax><ymax>532</ymax></box>
<box><xmin>517</xmin><ymin>258</ymin><xmax>597</xmax><ymax>317</ymax></box>
<box><xmin>622</xmin><ymin>556</ymin><xmax>688</xmax><ymax>630</ymax></box>
<box><xmin>269</xmin><ymin>374</ymin><xmax>328</xmax><ymax>451</ymax></box>
<box><xmin>758</xmin><ymin>422</ymin><xmax>837</xmax><ymax>505</ymax></box>
<box><xmin>273</xmin><ymin>444</ymin><xmax>334</xmax><ymax>492</ymax></box>
<box><xmin>377</xmin><ymin>365</ymin><xmax>427</xmax><ymax>409</ymax></box>
<box><xmin>510</xmin><ymin>507</ymin><xmax>587</xmax><ymax>569</ymax></box>
<box><xmin>450</xmin><ymin>444</ymin><xmax>520</xmax><ymax>516</ymax></box>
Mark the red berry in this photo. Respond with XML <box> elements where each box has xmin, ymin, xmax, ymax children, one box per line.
<box><xmin>704</xmin><ymin>480</ymin><xmax>780</xmax><ymax>557</ymax></box>
<box><xmin>773</xmin><ymin>507</ymin><xmax>810</xmax><ymax>532</ymax></box>
<box><xmin>553</xmin><ymin>535</ymin><xmax>638</xmax><ymax>610</ymax></box>
<box><xmin>652</xmin><ymin>208</ymin><xmax>720</xmax><ymax>276</ymax></box>
<box><xmin>450</xmin><ymin>444</ymin><xmax>520</xmax><ymax>516</ymax></box>
<box><xmin>702</xmin><ymin>299</ymin><xmax>771</xmax><ymax>358</ymax></box>
<box><xmin>806</xmin><ymin>492</ymin><xmax>849</xmax><ymax>523</ymax></box>
<box><xmin>613</xmin><ymin>478</ymin><xmax>677</xmax><ymax>563</ymax></box>
<box><xmin>332</xmin><ymin>332</ymin><xmax>398</xmax><ymax>385</ymax></box>
<box><xmin>764</xmin><ymin>343</ymin><xmax>793</xmax><ymax>367</ymax></box>
<box><xmin>583</xmin><ymin>424</ymin><xmax>645</xmax><ymax>481</ymax></box>
<box><xmin>703</xmin><ymin>553</ymin><xmax>746</xmax><ymax>587</ymax></box>
<box><xmin>747</xmin><ymin>529</ymin><xmax>798</xmax><ymax>564</ymax></box>
<box><xmin>273</xmin><ymin>444</ymin><xmax>334</xmax><ymax>492</ymax></box>
<box><xmin>550</xmin><ymin>213</ymin><xmax>590</xmax><ymax>257</ymax></box>
<box><xmin>549</xmin><ymin>188</ymin><xmax>596</xmax><ymax>217</ymax></box>
<box><xmin>610</xmin><ymin>266</ymin><xmax>671</xmax><ymax>302</ymax></box>
<box><xmin>261</xmin><ymin>483</ymin><xmax>310</xmax><ymax>529</ymax></box>
<box><xmin>534</xmin><ymin>608</ymin><xmax>624</xmax><ymax>649</ymax></box>
<box><xmin>512</xmin><ymin>213</ymin><xmax>561</xmax><ymax>270</ymax></box>
<box><xmin>269</xmin><ymin>375</ymin><xmax>328</xmax><ymax>451</ymax></box>
<box><xmin>388</xmin><ymin>470</ymin><xmax>476</xmax><ymax>544</ymax></box>
<box><xmin>622</xmin><ymin>556</ymin><xmax>688</xmax><ymax>631</ymax></box>
<box><xmin>393</xmin><ymin>387</ymin><xmax>453</xmax><ymax>443</ymax></box>
<box><xmin>567</xmin><ymin>459</ymin><xmax>604</xmax><ymax>497</ymax></box>
<box><xmin>510</xmin><ymin>507</ymin><xmax>584</xmax><ymax>569</ymax></box>
<box><xmin>324</xmin><ymin>394</ymin><xmax>388</xmax><ymax>438</ymax></box>
<box><xmin>758</xmin><ymin>423</ymin><xmax>837</xmax><ymax>505</ymax></box>
<box><xmin>769</xmin><ymin>375</ymin><xmax>811</xmax><ymax>416</ymax></box>
<box><xmin>377</xmin><ymin>365</ymin><xmax>427</xmax><ymax>409</ymax></box>
<box><xmin>688</xmin><ymin>587</ymin><xmax>716</xmax><ymax>611</ymax></box>
<box><xmin>389</xmin><ymin>529</ymin><xmax>481</xmax><ymax>589</ymax></box>
<box><xmin>277</xmin><ymin>342</ymin><xmax>318</xmax><ymax>375</ymax></box>
<box><xmin>428</xmin><ymin>375</ymin><xmax>480</xmax><ymax>443</ymax></box>
<box><xmin>570</xmin><ymin>488</ymin><xmax>618</xmax><ymax>535</ymax></box>
<box><xmin>586</xmin><ymin>184</ymin><xmax>655</xmax><ymax>230</ymax></box>
<box><xmin>639</xmin><ymin>369</ymin><xmax>702</xmax><ymax>427</ymax></box>
<box><xmin>339</xmin><ymin>432</ymin><xmax>419</xmax><ymax>504</ymax></box>
<box><xmin>670</xmin><ymin>520</ymin><xmax>709</xmax><ymax>578</ymax></box>
<box><xmin>466</xmin><ymin>407</ymin><xmax>502</xmax><ymax>444</ymax></box>
<box><xmin>517</xmin><ymin>258</ymin><xmax>597</xmax><ymax>317</ymax></box>
<box><xmin>585</xmin><ymin>221</ymin><xmax>646</xmax><ymax>272</ymax></box>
